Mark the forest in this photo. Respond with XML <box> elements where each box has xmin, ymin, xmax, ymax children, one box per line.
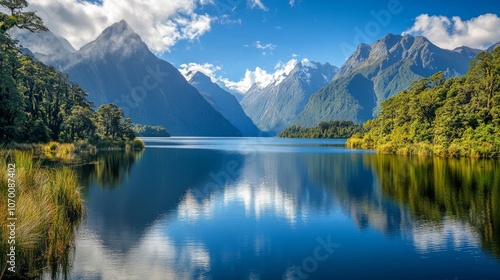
<box><xmin>279</xmin><ymin>120</ymin><xmax>363</xmax><ymax>138</ymax></box>
<box><xmin>132</xmin><ymin>124</ymin><xmax>170</xmax><ymax>137</ymax></box>
<box><xmin>0</xmin><ymin>1</ymin><xmax>137</xmax><ymax>147</ymax></box>
<box><xmin>347</xmin><ymin>47</ymin><xmax>500</xmax><ymax>158</ymax></box>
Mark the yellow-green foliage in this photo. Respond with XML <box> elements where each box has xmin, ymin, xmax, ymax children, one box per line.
<box><xmin>0</xmin><ymin>151</ymin><xmax>84</xmax><ymax>278</ymax></box>
<box><xmin>370</xmin><ymin>155</ymin><xmax>500</xmax><ymax>257</ymax></box>
<box><xmin>131</xmin><ymin>138</ymin><xmax>145</xmax><ymax>150</ymax></box>
<box><xmin>347</xmin><ymin>48</ymin><xmax>500</xmax><ymax>158</ymax></box>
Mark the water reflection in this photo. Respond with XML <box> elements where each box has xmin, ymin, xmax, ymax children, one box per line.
<box><xmin>67</xmin><ymin>139</ymin><xmax>500</xmax><ymax>279</ymax></box>
<box><xmin>77</xmin><ymin>151</ymin><xmax>144</xmax><ymax>189</ymax></box>
<box><xmin>370</xmin><ymin>155</ymin><xmax>500</xmax><ymax>257</ymax></box>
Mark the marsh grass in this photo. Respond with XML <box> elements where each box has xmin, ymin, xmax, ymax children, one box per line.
<box><xmin>0</xmin><ymin>151</ymin><xmax>84</xmax><ymax>279</ymax></box>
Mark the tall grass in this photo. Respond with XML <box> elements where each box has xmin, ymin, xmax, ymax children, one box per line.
<box><xmin>0</xmin><ymin>151</ymin><xmax>84</xmax><ymax>279</ymax></box>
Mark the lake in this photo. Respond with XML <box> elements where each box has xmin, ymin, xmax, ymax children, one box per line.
<box><xmin>63</xmin><ymin>137</ymin><xmax>500</xmax><ymax>279</ymax></box>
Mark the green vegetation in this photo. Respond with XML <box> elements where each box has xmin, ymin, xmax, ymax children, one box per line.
<box><xmin>347</xmin><ymin>48</ymin><xmax>500</xmax><ymax>158</ymax></box>
<box><xmin>0</xmin><ymin>1</ymin><xmax>143</xmax><ymax>150</ymax></box>
<box><xmin>369</xmin><ymin>155</ymin><xmax>500</xmax><ymax>258</ymax></box>
<box><xmin>279</xmin><ymin>120</ymin><xmax>363</xmax><ymax>138</ymax></box>
<box><xmin>0</xmin><ymin>151</ymin><xmax>84</xmax><ymax>278</ymax></box>
<box><xmin>132</xmin><ymin>124</ymin><xmax>170</xmax><ymax>137</ymax></box>
<box><xmin>0</xmin><ymin>3</ymin><xmax>143</xmax><ymax>276</ymax></box>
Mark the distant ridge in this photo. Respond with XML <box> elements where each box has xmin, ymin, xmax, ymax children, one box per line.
<box><xmin>241</xmin><ymin>59</ymin><xmax>338</xmax><ymax>134</ymax></box>
<box><xmin>293</xmin><ymin>34</ymin><xmax>480</xmax><ymax>127</ymax></box>
<box><xmin>21</xmin><ymin>20</ymin><xmax>241</xmax><ymax>136</ymax></box>
<box><xmin>189</xmin><ymin>71</ymin><xmax>261</xmax><ymax>136</ymax></box>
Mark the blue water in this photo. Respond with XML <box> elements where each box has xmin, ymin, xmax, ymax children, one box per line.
<box><xmin>67</xmin><ymin>138</ymin><xmax>500</xmax><ymax>279</ymax></box>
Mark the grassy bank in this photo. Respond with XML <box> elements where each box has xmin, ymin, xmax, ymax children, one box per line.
<box><xmin>0</xmin><ymin>151</ymin><xmax>84</xmax><ymax>279</ymax></box>
<box><xmin>347</xmin><ymin>132</ymin><xmax>500</xmax><ymax>158</ymax></box>
<box><xmin>4</xmin><ymin>138</ymin><xmax>145</xmax><ymax>158</ymax></box>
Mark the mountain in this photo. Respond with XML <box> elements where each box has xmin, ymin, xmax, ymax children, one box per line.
<box><xmin>240</xmin><ymin>59</ymin><xmax>338</xmax><ymax>134</ymax></box>
<box><xmin>188</xmin><ymin>71</ymin><xmax>261</xmax><ymax>136</ymax></box>
<box><xmin>31</xmin><ymin>20</ymin><xmax>241</xmax><ymax>136</ymax></box>
<box><xmin>294</xmin><ymin>34</ymin><xmax>477</xmax><ymax>126</ymax></box>
<box><xmin>8</xmin><ymin>27</ymin><xmax>76</xmax><ymax>55</ymax></box>
<box><xmin>453</xmin><ymin>46</ymin><xmax>482</xmax><ymax>60</ymax></box>
<box><xmin>488</xmin><ymin>42</ymin><xmax>500</xmax><ymax>52</ymax></box>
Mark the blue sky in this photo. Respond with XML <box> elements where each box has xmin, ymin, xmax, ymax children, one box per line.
<box><xmin>169</xmin><ymin>0</ymin><xmax>500</xmax><ymax>80</ymax></box>
<box><xmin>29</xmin><ymin>0</ymin><xmax>500</xmax><ymax>93</ymax></box>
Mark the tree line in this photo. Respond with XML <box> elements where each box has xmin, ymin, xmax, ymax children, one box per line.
<box><xmin>348</xmin><ymin>47</ymin><xmax>500</xmax><ymax>158</ymax></box>
<box><xmin>279</xmin><ymin>120</ymin><xmax>363</xmax><ymax>138</ymax></box>
<box><xmin>132</xmin><ymin>124</ymin><xmax>170</xmax><ymax>137</ymax></box>
<box><xmin>0</xmin><ymin>0</ymin><xmax>137</xmax><ymax>144</ymax></box>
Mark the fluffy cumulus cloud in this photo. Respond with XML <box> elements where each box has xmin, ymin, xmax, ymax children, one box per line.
<box><xmin>221</xmin><ymin>59</ymin><xmax>298</xmax><ymax>93</ymax></box>
<box><xmin>27</xmin><ymin>0</ymin><xmax>214</xmax><ymax>52</ymax></box>
<box><xmin>179</xmin><ymin>62</ymin><xmax>222</xmax><ymax>82</ymax></box>
<box><xmin>403</xmin><ymin>13</ymin><xmax>500</xmax><ymax>50</ymax></box>
<box><xmin>179</xmin><ymin>59</ymin><xmax>298</xmax><ymax>94</ymax></box>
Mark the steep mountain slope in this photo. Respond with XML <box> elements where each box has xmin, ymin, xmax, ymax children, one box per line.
<box><xmin>9</xmin><ymin>27</ymin><xmax>76</xmax><ymax>55</ymax></box>
<box><xmin>241</xmin><ymin>60</ymin><xmax>337</xmax><ymax>134</ymax></box>
<box><xmin>487</xmin><ymin>42</ymin><xmax>500</xmax><ymax>52</ymax></box>
<box><xmin>188</xmin><ymin>71</ymin><xmax>261</xmax><ymax>136</ymax></box>
<box><xmin>294</xmin><ymin>34</ymin><xmax>477</xmax><ymax>126</ymax></box>
<box><xmin>32</xmin><ymin>20</ymin><xmax>241</xmax><ymax>136</ymax></box>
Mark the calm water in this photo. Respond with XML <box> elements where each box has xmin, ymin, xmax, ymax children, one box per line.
<box><xmin>63</xmin><ymin>138</ymin><xmax>500</xmax><ymax>279</ymax></box>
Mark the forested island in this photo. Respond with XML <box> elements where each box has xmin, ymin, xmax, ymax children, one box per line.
<box><xmin>347</xmin><ymin>48</ymin><xmax>500</xmax><ymax>158</ymax></box>
<box><xmin>279</xmin><ymin>120</ymin><xmax>363</xmax><ymax>138</ymax></box>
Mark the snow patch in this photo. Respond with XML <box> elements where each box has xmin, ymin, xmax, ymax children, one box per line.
<box><xmin>300</xmin><ymin>58</ymin><xmax>317</xmax><ymax>69</ymax></box>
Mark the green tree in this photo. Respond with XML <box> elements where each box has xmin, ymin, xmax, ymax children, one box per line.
<box><xmin>0</xmin><ymin>0</ymin><xmax>47</xmax><ymax>33</ymax></box>
<box><xmin>347</xmin><ymin>50</ymin><xmax>500</xmax><ymax>158</ymax></box>
<box><xmin>97</xmin><ymin>104</ymin><xmax>123</xmax><ymax>140</ymax></box>
<box><xmin>63</xmin><ymin>106</ymin><xmax>97</xmax><ymax>141</ymax></box>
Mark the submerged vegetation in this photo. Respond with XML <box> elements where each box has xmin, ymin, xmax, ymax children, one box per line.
<box><xmin>279</xmin><ymin>120</ymin><xmax>363</xmax><ymax>138</ymax></box>
<box><xmin>348</xmin><ymin>48</ymin><xmax>500</xmax><ymax>158</ymax></box>
<box><xmin>0</xmin><ymin>151</ymin><xmax>84</xmax><ymax>278</ymax></box>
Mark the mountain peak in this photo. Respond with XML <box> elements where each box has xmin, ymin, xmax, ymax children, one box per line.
<box><xmin>79</xmin><ymin>20</ymin><xmax>148</xmax><ymax>56</ymax></box>
<box><xmin>380</xmin><ymin>33</ymin><xmax>402</xmax><ymax>43</ymax></box>
<box><xmin>189</xmin><ymin>71</ymin><xmax>213</xmax><ymax>84</ymax></box>
<box><xmin>106</xmin><ymin>20</ymin><xmax>133</xmax><ymax>34</ymax></box>
<box><xmin>299</xmin><ymin>58</ymin><xmax>318</xmax><ymax>69</ymax></box>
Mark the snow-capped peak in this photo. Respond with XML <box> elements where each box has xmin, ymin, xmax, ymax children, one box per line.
<box><xmin>300</xmin><ymin>58</ymin><xmax>317</xmax><ymax>69</ymax></box>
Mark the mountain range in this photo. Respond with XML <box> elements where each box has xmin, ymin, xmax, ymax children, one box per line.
<box><xmin>293</xmin><ymin>34</ymin><xmax>485</xmax><ymax>127</ymax></box>
<box><xmin>12</xmin><ymin>21</ymin><xmax>241</xmax><ymax>136</ymax></box>
<box><xmin>187</xmin><ymin>71</ymin><xmax>261</xmax><ymax>136</ymax></box>
<box><xmin>241</xmin><ymin>60</ymin><xmax>338</xmax><ymax>133</ymax></box>
<box><xmin>11</xmin><ymin>21</ymin><xmax>500</xmax><ymax>136</ymax></box>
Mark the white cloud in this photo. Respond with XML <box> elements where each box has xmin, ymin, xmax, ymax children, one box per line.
<box><xmin>178</xmin><ymin>58</ymin><xmax>299</xmax><ymax>94</ymax></box>
<box><xmin>254</xmin><ymin>40</ymin><xmax>276</xmax><ymax>55</ymax></box>
<box><xmin>220</xmin><ymin>67</ymin><xmax>274</xmax><ymax>94</ymax></box>
<box><xmin>179</xmin><ymin>63</ymin><xmax>222</xmax><ymax>82</ymax></box>
<box><xmin>221</xmin><ymin>58</ymin><xmax>298</xmax><ymax>94</ymax></box>
<box><xmin>403</xmin><ymin>13</ymin><xmax>500</xmax><ymax>50</ymax></box>
<box><xmin>218</xmin><ymin>15</ymin><xmax>242</xmax><ymax>25</ymax></box>
<box><xmin>254</xmin><ymin>40</ymin><xmax>276</xmax><ymax>51</ymax></box>
<box><xmin>289</xmin><ymin>0</ymin><xmax>295</xmax><ymax>7</ymax></box>
<box><xmin>248</xmin><ymin>0</ymin><xmax>268</xmax><ymax>11</ymax></box>
<box><xmin>28</xmin><ymin>0</ymin><xmax>214</xmax><ymax>53</ymax></box>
